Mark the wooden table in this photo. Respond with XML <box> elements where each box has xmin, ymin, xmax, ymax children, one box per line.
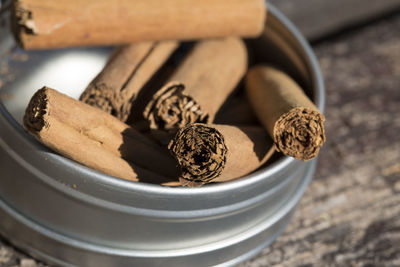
<box><xmin>1</xmin><ymin>4</ymin><xmax>400</xmax><ymax>267</ymax></box>
<box><xmin>239</xmin><ymin>11</ymin><xmax>400</xmax><ymax>267</ymax></box>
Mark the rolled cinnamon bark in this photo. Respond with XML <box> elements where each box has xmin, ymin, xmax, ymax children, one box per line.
<box><xmin>24</xmin><ymin>87</ymin><xmax>179</xmax><ymax>182</ymax></box>
<box><xmin>214</xmin><ymin>96</ymin><xmax>259</xmax><ymax>125</ymax></box>
<box><xmin>80</xmin><ymin>41</ymin><xmax>178</xmax><ymax>122</ymax></box>
<box><xmin>11</xmin><ymin>0</ymin><xmax>266</xmax><ymax>50</ymax></box>
<box><xmin>168</xmin><ymin>123</ymin><xmax>275</xmax><ymax>187</ymax></box>
<box><xmin>144</xmin><ymin>38</ymin><xmax>248</xmax><ymax>131</ymax></box>
<box><xmin>245</xmin><ymin>65</ymin><xmax>325</xmax><ymax>161</ymax></box>
<box><xmin>146</xmin><ymin>130</ymin><xmax>175</xmax><ymax>147</ymax></box>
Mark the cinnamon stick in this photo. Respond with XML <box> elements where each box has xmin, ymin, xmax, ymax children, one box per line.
<box><xmin>146</xmin><ymin>130</ymin><xmax>175</xmax><ymax>147</ymax></box>
<box><xmin>80</xmin><ymin>41</ymin><xmax>178</xmax><ymax>122</ymax></box>
<box><xmin>168</xmin><ymin>123</ymin><xmax>275</xmax><ymax>187</ymax></box>
<box><xmin>144</xmin><ymin>38</ymin><xmax>248</xmax><ymax>131</ymax></box>
<box><xmin>245</xmin><ymin>65</ymin><xmax>325</xmax><ymax>161</ymax></box>
<box><xmin>24</xmin><ymin>87</ymin><xmax>179</xmax><ymax>183</ymax></box>
<box><xmin>11</xmin><ymin>0</ymin><xmax>266</xmax><ymax>50</ymax></box>
<box><xmin>214</xmin><ymin>96</ymin><xmax>259</xmax><ymax>125</ymax></box>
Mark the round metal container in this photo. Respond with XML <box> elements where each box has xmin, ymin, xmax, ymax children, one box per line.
<box><xmin>0</xmin><ymin>4</ymin><xmax>325</xmax><ymax>267</ymax></box>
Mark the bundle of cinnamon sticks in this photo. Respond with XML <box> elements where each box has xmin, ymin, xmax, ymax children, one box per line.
<box><xmin>19</xmin><ymin>1</ymin><xmax>325</xmax><ymax>187</ymax></box>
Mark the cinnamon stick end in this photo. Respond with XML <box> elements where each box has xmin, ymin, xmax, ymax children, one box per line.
<box><xmin>178</xmin><ymin>177</ymin><xmax>203</xmax><ymax>188</ymax></box>
<box><xmin>144</xmin><ymin>82</ymin><xmax>208</xmax><ymax>131</ymax></box>
<box><xmin>274</xmin><ymin>107</ymin><xmax>325</xmax><ymax>161</ymax></box>
<box><xmin>80</xmin><ymin>83</ymin><xmax>131</xmax><ymax>121</ymax></box>
<box><xmin>168</xmin><ymin>124</ymin><xmax>227</xmax><ymax>187</ymax></box>
<box><xmin>23</xmin><ymin>87</ymin><xmax>49</xmax><ymax>134</ymax></box>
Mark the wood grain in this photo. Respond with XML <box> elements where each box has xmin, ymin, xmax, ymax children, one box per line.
<box><xmin>239</xmin><ymin>12</ymin><xmax>400</xmax><ymax>267</ymax></box>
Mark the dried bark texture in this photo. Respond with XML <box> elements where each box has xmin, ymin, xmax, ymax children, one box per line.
<box><xmin>214</xmin><ymin>95</ymin><xmax>259</xmax><ymax>125</ymax></box>
<box><xmin>24</xmin><ymin>87</ymin><xmax>179</xmax><ymax>182</ymax></box>
<box><xmin>144</xmin><ymin>38</ymin><xmax>248</xmax><ymax>131</ymax></box>
<box><xmin>168</xmin><ymin>124</ymin><xmax>227</xmax><ymax>186</ymax></box>
<box><xmin>169</xmin><ymin>123</ymin><xmax>274</xmax><ymax>187</ymax></box>
<box><xmin>79</xmin><ymin>41</ymin><xmax>178</xmax><ymax>122</ymax></box>
<box><xmin>246</xmin><ymin>65</ymin><xmax>325</xmax><ymax>161</ymax></box>
<box><xmin>144</xmin><ymin>82</ymin><xmax>209</xmax><ymax>130</ymax></box>
<box><xmin>147</xmin><ymin>130</ymin><xmax>176</xmax><ymax>147</ymax></box>
<box><xmin>11</xmin><ymin>0</ymin><xmax>266</xmax><ymax>49</ymax></box>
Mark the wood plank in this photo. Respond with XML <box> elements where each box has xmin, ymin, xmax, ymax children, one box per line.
<box><xmin>270</xmin><ymin>0</ymin><xmax>400</xmax><ymax>40</ymax></box>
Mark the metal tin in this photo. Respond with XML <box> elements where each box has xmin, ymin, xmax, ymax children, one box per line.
<box><xmin>0</xmin><ymin>4</ymin><xmax>325</xmax><ymax>267</ymax></box>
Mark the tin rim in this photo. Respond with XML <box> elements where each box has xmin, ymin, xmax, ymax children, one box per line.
<box><xmin>0</xmin><ymin>4</ymin><xmax>325</xmax><ymax>196</ymax></box>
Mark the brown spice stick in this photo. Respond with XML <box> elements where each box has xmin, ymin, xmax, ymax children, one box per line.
<box><xmin>168</xmin><ymin>123</ymin><xmax>275</xmax><ymax>187</ymax></box>
<box><xmin>24</xmin><ymin>87</ymin><xmax>179</xmax><ymax>182</ymax></box>
<box><xmin>80</xmin><ymin>41</ymin><xmax>178</xmax><ymax>122</ymax></box>
<box><xmin>214</xmin><ymin>96</ymin><xmax>259</xmax><ymax>125</ymax></box>
<box><xmin>11</xmin><ymin>0</ymin><xmax>266</xmax><ymax>50</ymax></box>
<box><xmin>146</xmin><ymin>130</ymin><xmax>175</xmax><ymax>147</ymax></box>
<box><xmin>30</xmin><ymin>113</ymin><xmax>162</xmax><ymax>182</ymax></box>
<box><xmin>245</xmin><ymin>65</ymin><xmax>326</xmax><ymax>161</ymax></box>
<box><xmin>144</xmin><ymin>38</ymin><xmax>248</xmax><ymax>131</ymax></box>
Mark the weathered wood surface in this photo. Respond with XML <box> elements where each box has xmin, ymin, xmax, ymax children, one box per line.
<box><xmin>270</xmin><ymin>0</ymin><xmax>400</xmax><ymax>40</ymax></box>
<box><xmin>239</xmin><ymin>12</ymin><xmax>400</xmax><ymax>267</ymax></box>
<box><xmin>1</xmin><ymin>9</ymin><xmax>400</xmax><ymax>267</ymax></box>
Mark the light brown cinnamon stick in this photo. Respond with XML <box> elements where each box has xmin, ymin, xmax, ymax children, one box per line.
<box><xmin>80</xmin><ymin>41</ymin><xmax>178</xmax><ymax>122</ymax></box>
<box><xmin>168</xmin><ymin>123</ymin><xmax>275</xmax><ymax>187</ymax></box>
<box><xmin>144</xmin><ymin>38</ymin><xmax>248</xmax><ymax>131</ymax></box>
<box><xmin>24</xmin><ymin>87</ymin><xmax>179</xmax><ymax>183</ymax></box>
<box><xmin>245</xmin><ymin>65</ymin><xmax>325</xmax><ymax>161</ymax></box>
<box><xmin>12</xmin><ymin>0</ymin><xmax>266</xmax><ymax>50</ymax></box>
